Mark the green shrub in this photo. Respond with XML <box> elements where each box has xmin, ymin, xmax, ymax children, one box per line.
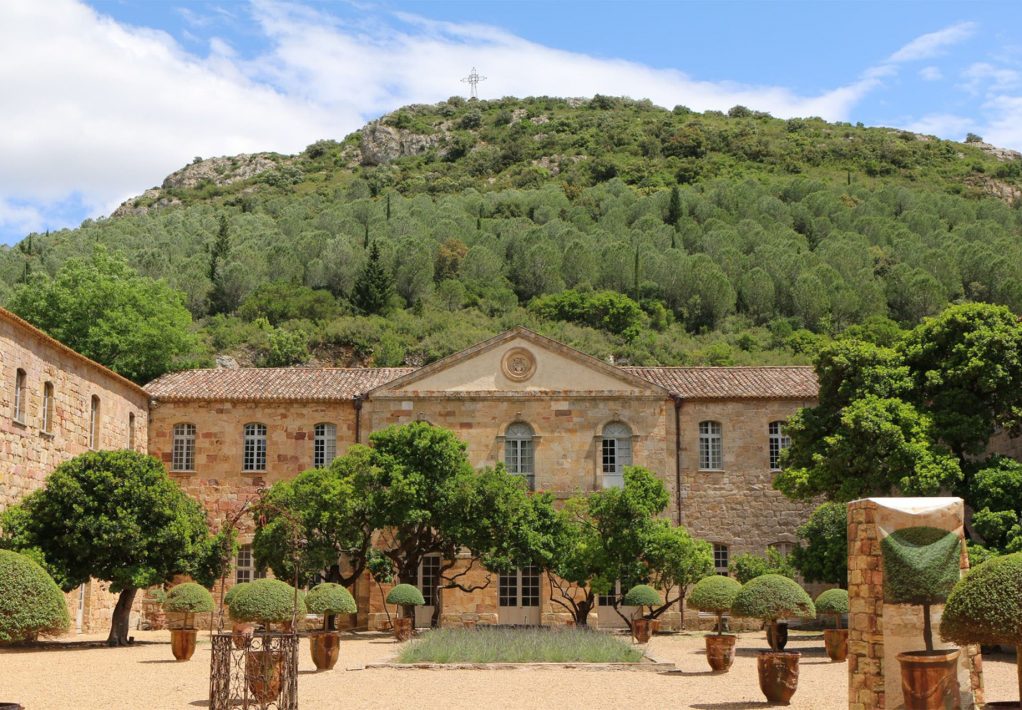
<box><xmin>730</xmin><ymin>548</ymin><xmax>796</xmax><ymax>583</ymax></box>
<box><xmin>386</xmin><ymin>583</ymin><xmax>425</xmax><ymax>618</ymax></box>
<box><xmin>145</xmin><ymin>587</ymin><xmax>167</xmax><ymax>604</ymax></box>
<box><xmin>227</xmin><ymin>579</ymin><xmax>306</xmax><ymax>624</ymax></box>
<box><xmin>688</xmin><ymin>575</ymin><xmax>742</xmax><ymax>635</ymax></box>
<box><xmin>0</xmin><ymin>549</ymin><xmax>71</xmax><ymax>642</ymax></box>
<box><xmin>397</xmin><ymin>627</ymin><xmax>642</xmax><ymax>663</ymax></box>
<box><xmin>163</xmin><ymin>582</ymin><xmax>215</xmax><ymax>614</ymax></box>
<box><xmin>732</xmin><ymin>574</ymin><xmax>815</xmax><ymax>652</ymax></box>
<box><xmin>529</xmin><ymin>289</ymin><xmax>645</xmax><ymax>340</ymax></box>
<box><xmin>224</xmin><ymin>581</ymin><xmax>249</xmax><ymax>609</ymax></box>
<box><xmin>306</xmin><ymin>582</ymin><xmax>357</xmax><ymax>630</ymax></box>
<box><xmin>815</xmin><ymin>588</ymin><xmax>849</xmax><ymax>628</ymax></box>
<box><xmin>622</xmin><ymin>584</ymin><xmax>661</xmax><ymax>612</ymax></box>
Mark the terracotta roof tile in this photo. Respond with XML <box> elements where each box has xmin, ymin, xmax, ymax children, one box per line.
<box><xmin>145</xmin><ymin>367</ymin><xmax>415</xmax><ymax>402</ymax></box>
<box><xmin>623</xmin><ymin>366</ymin><xmax>818</xmax><ymax>400</ymax></box>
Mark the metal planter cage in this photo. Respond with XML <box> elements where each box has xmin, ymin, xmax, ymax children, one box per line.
<box><xmin>210</xmin><ymin>631</ymin><xmax>298</xmax><ymax>710</ymax></box>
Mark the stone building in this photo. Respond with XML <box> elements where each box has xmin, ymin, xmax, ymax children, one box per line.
<box><xmin>144</xmin><ymin>328</ymin><xmax>819</xmax><ymax>629</ymax></box>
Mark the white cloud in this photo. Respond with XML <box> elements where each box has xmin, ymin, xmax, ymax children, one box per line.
<box><xmin>903</xmin><ymin>113</ymin><xmax>976</xmax><ymax>139</ymax></box>
<box><xmin>978</xmin><ymin>95</ymin><xmax>1022</xmax><ymax>150</ymax></box>
<box><xmin>919</xmin><ymin>66</ymin><xmax>943</xmax><ymax>81</ymax></box>
<box><xmin>961</xmin><ymin>62</ymin><xmax>1022</xmax><ymax>94</ymax></box>
<box><xmin>888</xmin><ymin>22</ymin><xmax>977</xmax><ymax>63</ymax></box>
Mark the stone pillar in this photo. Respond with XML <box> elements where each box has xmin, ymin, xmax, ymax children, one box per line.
<box><xmin>847</xmin><ymin>498</ymin><xmax>983</xmax><ymax>710</ymax></box>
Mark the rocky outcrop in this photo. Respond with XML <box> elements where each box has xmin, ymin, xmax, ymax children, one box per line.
<box><xmin>161</xmin><ymin>153</ymin><xmax>283</xmax><ymax>190</ymax></box>
<box><xmin>972</xmin><ymin>141</ymin><xmax>1022</xmax><ymax>162</ymax></box>
<box><xmin>111</xmin><ymin>189</ymin><xmax>182</xmax><ymax>218</ymax></box>
<box><xmin>359</xmin><ymin>122</ymin><xmax>442</xmax><ymax>166</ymax></box>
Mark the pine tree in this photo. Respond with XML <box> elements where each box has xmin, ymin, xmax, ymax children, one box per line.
<box><xmin>352</xmin><ymin>241</ymin><xmax>393</xmax><ymax>315</ymax></box>
<box><xmin>206</xmin><ymin>214</ymin><xmax>233</xmax><ymax>315</ymax></box>
<box><xmin>665</xmin><ymin>185</ymin><xmax>682</xmax><ymax>227</ymax></box>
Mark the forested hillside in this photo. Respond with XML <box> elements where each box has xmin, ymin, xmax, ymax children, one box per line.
<box><xmin>3</xmin><ymin>95</ymin><xmax>1022</xmax><ymax>379</ymax></box>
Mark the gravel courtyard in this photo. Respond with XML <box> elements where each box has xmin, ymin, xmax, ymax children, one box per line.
<box><xmin>1</xmin><ymin>629</ymin><xmax>1017</xmax><ymax>709</ymax></box>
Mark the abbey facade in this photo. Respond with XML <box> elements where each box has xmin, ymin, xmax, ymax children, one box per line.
<box><xmin>2</xmin><ymin>308</ymin><xmax>820</xmax><ymax>631</ymax></box>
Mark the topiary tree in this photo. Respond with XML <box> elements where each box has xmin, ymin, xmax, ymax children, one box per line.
<box><xmin>940</xmin><ymin>552</ymin><xmax>1022</xmax><ymax>703</ymax></box>
<box><xmin>224</xmin><ymin>582</ymin><xmax>249</xmax><ymax>611</ymax></box>
<box><xmin>815</xmin><ymin>588</ymin><xmax>849</xmax><ymax>629</ymax></box>
<box><xmin>305</xmin><ymin>583</ymin><xmax>357</xmax><ymax>632</ymax></box>
<box><xmin>0</xmin><ymin>549</ymin><xmax>71</xmax><ymax>642</ymax></box>
<box><xmin>732</xmin><ymin>574</ymin><xmax>816</xmax><ymax>652</ymax></box>
<box><xmin>386</xmin><ymin>584</ymin><xmax>425</xmax><ymax>620</ymax></box>
<box><xmin>163</xmin><ymin>582</ymin><xmax>215</xmax><ymax>630</ymax></box>
<box><xmin>622</xmin><ymin>584</ymin><xmax>662</xmax><ymax>621</ymax></box>
<box><xmin>688</xmin><ymin>575</ymin><xmax>742</xmax><ymax>635</ymax></box>
<box><xmin>881</xmin><ymin>526</ymin><xmax>960</xmax><ymax>652</ymax></box>
<box><xmin>227</xmin><ymin>579</ymin><xmax>306</xmax><ymax>628</ymax></box>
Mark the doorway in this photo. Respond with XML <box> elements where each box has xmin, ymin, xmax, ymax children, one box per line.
<box><xmin>498</xmin><ymin>565</ymin><xmax>541</xmax><ymax>626</ymax></box>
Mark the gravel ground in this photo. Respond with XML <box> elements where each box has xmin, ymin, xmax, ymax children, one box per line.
<box><xmin>1</xmin><ymin>629</ymin><xmax>1017</xmax><ymax>709</ymax></box>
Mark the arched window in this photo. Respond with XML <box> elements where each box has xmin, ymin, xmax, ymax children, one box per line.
<box><xmin>172</xmin><ymin>423</ymin><xmax>196</xmax><ymax>472</ymax></box>
<box><xmin>128</xmin><ymin>412</ymin><xmax>136</xmax><ymax>449</ymax></box>
<box><xmin>314</xmin><ymin>423</ymin><xmax>337</xmax><ymax>468</ymax></box>
<box><xmin>768</xmin><ymin>421</ymin><xmax>791</xmax><ymax>470</ymax></box>
<box><xmin>41</xmin><ymin>381</ymin><xmax>54</xmax><ymax>433</ymax></box>
<box><xmin>699</xmin><ymin>421</ymin><xmax>723</xmax><ymax>470</ymax></box>
<box><xmin>243</xmin><ymin>423</ymin><xmax>267</xmax><ymax>472</ymax></box>
<box><xmin>89</xmin><ymin>396</ymin><xmax>100</xmax><ymax>449</ymax></box>
<box><xmin>601</xmin><ymin>422</ymin><xmax>632</xmax><ymax>488</ymax></box>
<box><xmin>13</xmin><ymin>368</ymin><xmax>26</xmax><ymax>423</ymax></box>
<box><xmin>504</xmin><ymin>422</ymin><xmax>534</xmax><ymax>490</ymax></box>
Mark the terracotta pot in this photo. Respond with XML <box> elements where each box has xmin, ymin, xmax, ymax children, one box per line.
<box><xmin>231</xmin><ymin>621</ymin><xmax>255</xmax><ymax>649</ymax></box>
<box><xmin>897</xmin><ymin>649</ymin><xmax>961</xmax><ymax>710</ymax></box>
<box><xmin>756</xmin><ymin>651</ymin><xmax>800</xmax><ymax>704</ymax></box>
<box><xmin>392</xmin><ymin>617</ymin><xmax>413</xmax><ymax>642</ymax></box>
<box><xmin>309</xmin><ymin>631</ymin><xmax>340</xmax><ymax>671</ymax></box>
<box><xmin>632</xmin><ymin>619</ymin><xmax>652</xmax><ymax>644</ymax></box>
<box><xmin>170</xmin><ymin>628</ymin><xmax>197</xmax><ymax>661</ymax></box>
<box><xmin>245</xmin><ymin>649</ymin><xmax>284</xmax><ymax>704</ymax></box>
<box><xmin>824</xmin><ymin>628</ymin><xmax>848</xmax><ymax>662</ymax></box>
<box><xmin>766</xmin><ymin>621</ymin><xmax>789</xmax><ymax>650</ymax></box>
<box><xmin>650</xmin><ymin>619</ymin><xmax>661</xmax><ymax>635</ymax></box>
<box><xmin>704</xmin><ymin>634</ymin><xmax>737</xmax><ymax>672</ymax></box>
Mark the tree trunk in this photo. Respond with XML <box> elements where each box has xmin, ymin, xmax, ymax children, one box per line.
<box><xmin>923</xmin><ymin>604</ymin><xmax>933</xmax><ymax>652</ymax></box>
<box><xmin>768</xmin><ymin>620</ymin><xmax>778</xmax><ymax>652</ymax></box>
<box><xmin>574</xmin><ymin>595</ymin><xmax>595</xmax><ymax>626</ymax></box>
<box><xmin>106</xmin><ymin>588</ymin><xmax>138</xmax><ymax>647</ymax></box>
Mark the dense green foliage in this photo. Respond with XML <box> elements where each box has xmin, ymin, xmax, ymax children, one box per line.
<box><xmin>687</xmin><ymin>575</ymin><xmax>742</xmax><ymax>635</ymax></box>
<box><xmin>4</xmin><ymin>97</ymin><xmax>1021</xmax><ymax>373</ymax></box>
<box><xmin>815</xmin><ymin>589</ymin><xmax>849</xmax><ymax>628</ymax></box>
<box><xmin>621</xmin><ymin>584</ymin><xmax>662</xmax><ymax>609</ymax></box>
<box><xmin>224</xmin><ymin>581</ymin><xmax>248</xmax><ymax>608</ymax></box>
<box><xmin>729</xmin><ymin>548</ymin><xmax>796</xmax><ymax>583</ymax></box>
<box><xmin>0</xmin><ymin>549</ymin><xmax>71</xmax><ymax>642</ymax></box>
<box><xmin>227</xmin><ymin>578</ymin><xmax>306</xmax><ymax>624</ymax></box>
<box><xmin>881</xmin><ymin>527</ymin><xmax>961</xmax><ymax>606</ymax></box>
<box><xmin>305</xmin><ymin>582</ymin><xmax>357</xmax><ymax>616</ymax></box>
<box><xmin>791</xmin><ymin>503</ymin><xmax>847</xmax><ymax>586</ymax></box>
<box><xmin>397</xmin><ymin>626</ymin><xmax>642</xmax><ymax>664</ymax></box>
<box><xmin>386</xmin><ymin>583</ymin><xmax>425</xmax><ymax>610</ymax></box>
<box><xmin>732</xmin><ymin>574</ymin><xmax>815</xmax><ymax>651</ymax></box>
<box><xmin>163</xmin><ymin>582</ymin><xmax>215</xmax><ymax>615</ymax></box>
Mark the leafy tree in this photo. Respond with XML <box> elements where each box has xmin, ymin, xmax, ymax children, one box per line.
<box><xmin>664</xmin><ymin>185</ymin><xmax>683</xmax><ymax>227</ymax></box>
<box><xmin>968</xmin><ymin>455</ymin><xmax>1022</xmax><ymax>554</ymax></box>
<box><xmin>791</xmin><ymin>502</ymin><xmax>847</xmax><ymax>586</ymax></box>
<box><xmin>351</xmin><ymin>241</ymin><xmax>394</xmax><ymax>315</ymax></box>
<box><xmin>0</xmin><ymin>450</ymin><xmax>228</xmax><ymax>645</ymax></box>
<box><xmin>207</xmin><ymin>214</ymin><xmax>234</xmax><ymax>316</ymax></box>
<box><xmin>529</xmin><ymin>289</ymin><xmax>645</xmax><ymax>339</ymax></box>
<box><xmin>729</xmin><ymin>548</ymin><xmax>796</xmax><ymax>584</ymax></box>
<box><xmin>237</xmin><ymin>282</ymin><xmax>339</xmax><ymax>325</ymax></box>
<box><xmin>7</xmin><ymin>249</ymin><xmax>200</xmax><ymax>384</ymax></box>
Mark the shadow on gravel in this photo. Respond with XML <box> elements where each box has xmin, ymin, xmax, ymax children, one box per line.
<box><xmin>0</xmin><ymin>640</ymin><xmax>165</xmax><ymax>653</ymax></box>
<box><xmin>691</xmin><ymin>703</ymin><xmax>790</xmax><ymax>709</ymax></box>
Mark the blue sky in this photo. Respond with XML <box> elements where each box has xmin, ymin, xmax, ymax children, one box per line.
<box><xmin>2</xmin><ymin>0</ymin><xmax>1021</xmax><ymax>245</ymax></box>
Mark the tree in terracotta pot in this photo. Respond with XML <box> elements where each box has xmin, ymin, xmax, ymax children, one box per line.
<box><xmin>815</xmin><ymin>589</ymin><xmax>849</xmax><ymax>662</ymax></box>
<box><xmin>622</xmin><ymin>585</ymin><xmax>662</xmax><ymax>644</ymax></box>
<box><xmin>688</xmin><ymin>574</ymin><xmax>742</xmax><ymax>672</ymax></box>
<box><xmin>385</xmin><ymin>584</ymin><xmax>424</xmax><ymax>641</ymax></box>
<box><xmin>305</xmin><ymin>583</ymin><xmax>357</xmax><ymax>671</ymax></box>
<box><xmin>163</xmin><ymin>582</ymin><xmax>214</xmax><ymax>661</ymax></box>
<box><xmin>882</xmin><ymin>526</ymin><xmax>962</xmax><ymax>710</ymax></box>
<box><xmin>227</xmin><ymin>579</ymin><xmax>306</xmax><ymax>704</ymax></box>
<box><xmin>731</xmin><ymin>574</ymin><xmax>815</xmax><ymax>704</ymax></box>
<box><xmin>940</xmin><ymin>552</ymin><xmax>1022</xmax><ymax>709</ymax></box>
<box><xmin>224</xmin><ymin>582</ymin><xmax>254</xmax><ymax>649</ymax></box>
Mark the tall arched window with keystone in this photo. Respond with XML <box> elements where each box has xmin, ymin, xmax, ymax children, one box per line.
<box><xmin>243</xmin><ymin>423</ymin><xmax>267</xmax><ymax>472</ymax></box>
<box><xmin>314</xmin><ymin>423</ymin><xmax>337</xmax><ymax>468</ymax></box>
<box><xmin>89</xmin><ymin>395</ymin><xmax>100</xmax><ymax>449</ymax></box>
<box><xmin>13</xmin><ymin>368</ymin><xmax>26</xmax><ymax>423</ymax></box>
<box><xmin>768</xmin><ymin>421</ymin><xmax>791</xmax><ymax>470</ymax></box>
<box><xmin>699</xmin><ymin>421</ymin><xmax>723</xmax><ymax>470</ymax></box>
<box><xmin>601</xmin><ymin>422</ymin><xmax>633</xmax><ymax>488</ymax></box>
<box><xmin>172</xmin><ymin>423</ymin><xmax>196</xmax><ymax>472</ymax></box>
<box><xmin>504</xmin><ymin>422</ymin><xmax>535</xmax><ymax>490</ymax></box>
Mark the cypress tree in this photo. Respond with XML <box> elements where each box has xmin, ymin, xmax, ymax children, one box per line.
<box><xmin>665</xmin><ymin>185</ymin><xmax>682</xmax><ymax>227</ymax></box>
<box><xmin>206</xmin><ymin>214</ymin><xmax>233</xmax><ymax>315</ymax></box>
<box><xmin>352</xmin><ymin>241</ymin><xmax>393</xmax><ymax>315</ymax></box>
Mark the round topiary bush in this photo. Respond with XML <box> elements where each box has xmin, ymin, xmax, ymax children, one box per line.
<box><xmin>688</xmin><ymin>575</ymin><xmax>742</xmax><ymax>635</ymax></box>
<box><xmin>941</xmin><ymin>552</ymin><xmax>1022</xmax><ymax>703</ymax></box>
<box><xmin>306</xmin><ymin>583</ymin><xmax>357</xmax><ymax>631</ymax></box>
<box><xmin>0</xmin><ymin>549</ymin><xmax>71</xmax><ymax>642</ymax></box>
<box><xmin>386</xmin><ymin>584</ymin><xmax>425</xmax><ymax>618</ymax></box>
<box><xmin>622</xmin><ymin>584</ymin><xmax>661</xmax><ymax>610</ymax></box>
<box><xmin>815</xmin><ymin>588</ymin><xmax>849</xmax><ymax>628</ymax></box>
<box><xmin>164</xmin><ymin>583</ymin><xmax>215</xmax><ymax>615</ymax></box>
<box><xmin>732</xmin><ymin>574</ymin><xmax>815</xmax><ymax>652</ymax></box>
<box><xmin>227</xmin><ymin>578</ymin><xmax>306</xmax><ymax>625</ymax></box>
<box><xmin>224</xmin><ymin>581</ymin><xmax>249</xmax><ymax>610</ymax></box>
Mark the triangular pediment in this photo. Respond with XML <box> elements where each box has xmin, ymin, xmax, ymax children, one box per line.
<box><xmin>368</xmin><ymin>328</ymin><xmax>667</xmax><ymax>397</ymax></box>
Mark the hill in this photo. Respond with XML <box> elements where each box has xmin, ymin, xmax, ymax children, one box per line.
<box><xmin>3</xmin><ymin>95</ymin><xmax>1022</xmax><ymax>375</ymax></box>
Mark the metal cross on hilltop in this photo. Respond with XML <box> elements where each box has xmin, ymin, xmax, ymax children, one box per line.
<box><xmin>461</xmin><ymin>67</ymin><xmax>486</xmax><ymax>99</ymax></box>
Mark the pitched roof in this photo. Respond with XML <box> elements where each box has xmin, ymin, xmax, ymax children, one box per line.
<box><xmin>145</xmin><ymin>367</ymin><xmax>415</xmax><ymax>403</ymax></box>
<box><xmin>623</xmin><ymin>366</ymin><xmax>818</xmax><ymax>400</ymax></box>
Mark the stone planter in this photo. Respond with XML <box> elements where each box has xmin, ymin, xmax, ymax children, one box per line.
<box><xmin>704</xmin><ymin>634</ymin><xmax>737</xmax><ymax>672</ymax></box>
<box><xmin>765</xmin><ymin>621</ymin><xmax>789</xmax><ymax>650</ymax></box>
<box><xmin>392</xmin><ymin>617</ymin><xmax>413</xmax><ymax>642</ymax></box>
<box><xmin>309</xmin><ymin>631</ymin><xmax>340</xmax><ymax>671</ymax></box>
<box><xmin>170</xmin><ymin>628</ymin><xmax>197</xmax><ymax>661</ymax></box>
<box><xmin>823</xmin><ymin>628</ymin><xmax>848</xmax><ymax>662</ymax></box>
<box><xmin>632</xmin><ymin>619</ymin><xmax>652</xmax><ymax>644</ymax></box>
<box><xmin>245</xmin><ymin>649</ymin><xmax>284</xmax><ymax>704</ymax></box>
<box><xmin>756</xmin><ymin>651</ymin><xmax>800</xmax><ymax>704</ymax></box>
<box><xmin>897</xmin><ymin>649</ymin><xmax>961</xmax><ymax>710</ymax></box>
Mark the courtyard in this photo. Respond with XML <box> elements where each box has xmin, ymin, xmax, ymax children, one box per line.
<box><xmin>2</xmin><ymin>629</ymin><xmax>1018</xmax><ymax>709</ymax></box>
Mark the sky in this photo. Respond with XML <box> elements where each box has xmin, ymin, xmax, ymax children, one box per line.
<box><xmin>2</xmin><ymin>1</ymin><xmax>1022</xmax><ymax>245</ymax></box>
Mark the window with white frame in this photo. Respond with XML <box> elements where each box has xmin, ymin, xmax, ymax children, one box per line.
<box><xmin>89</xmin><ymin>396</ymin><xmax>100</xmax><ymax>448</ymax></box>
<box><xmin>713</xmin><ymin>543</ymin><xmax>730</xmax><ymax>575</ymax></box>
<box><xmin>13</xmin><ymin>368</ymin><xmax>26</xmax><ymax>422</ymax></box>
<box><xmin>235</xmin><ymin>544</ymin><xmax>266</xmax><ymax>584</ymax></box>
<box><xmin>243</xmin><ymin>423</ymin><xmax>267</xmax><ymax>471</ymax></box>
<box><xmin>768</xmin><ymin>421</ymin><xmax>791</xmax><ymax>470</ymax></box>
<box><xmin>699</xmin><ymin>421</ymin><xmax>723</xmax><ymax>470</ymax></box>
<box><xmin>41</xmin><ymin>382</ymin><xmax>54</xmax><ymax>433</ymax></box>
<box><xmin>504</xmin><ymin>422</ymin><xmax>535</xmax><ymax>490</ymax></box>
<box><xmin>418</xmin><ymin>554</ymin><xmax>441</xmax><ymax>606</ymax></box>
<box><xmin>172</xmin><ymin>423</ymin><xmax>196</xmax><ymax>472</ymax></box>
<box><xmin>601</xmin><ymin>422</ymin><xmax>632</xmax><ymax>488</ymax></box>
<box><xmin>770</xmin><ymin>541</ymin><xmax>795</xmax><ymax>558</ymax></box>
<box><xmin>314</xmin><ymin>423</ymin><xmax>337</xmax><ymax>468</ymax></box>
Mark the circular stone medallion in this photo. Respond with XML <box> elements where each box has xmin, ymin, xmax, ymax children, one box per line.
<box><xmin>501</xmin><ymin>347</ymin><xmax>537</xmax><ymax>382</ymax></box>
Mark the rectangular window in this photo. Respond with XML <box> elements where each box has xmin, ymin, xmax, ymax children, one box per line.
<box><xmin>314</xmin><ymin>423</ymin><xmax>337</xmax><ymax>468</ymax></box>
<box><xmin>41</xmin><ymin>382</ymin><xmax>54</xmax><ymax>433</ymax></box>
<box><xmin>504</xmin><ymin>438</ymin><xmax>534</xmax><ymax>487</ymax></box>
<box><xmin>172</xmin><ymin>423</ymin><xmax>196</xmax><ymax>472</ymax></box>
<box><xmin>699</xmin><ymin>421</ymin><xmax>723</xmax><ymax>470</ymax></box>
<box><xmin>89</xmin><ymin>396</ymin><xmax>100</xmax><ymax>449</ymax></box>
<box><xmin>243</xmin><ymin>423</ymin><xmax>267</xmax><ymax>472</ymax></box>
<box><xmin>599</xmin><ymin>580</ymin><xmax>622</xmax><ymax>607</ymax></box>
<box><xmin>13</xmin><ymin>369</ymin><xmax>26</xmax><ymax>423</ymax></box>
<box><xmin>235</xmin><ymin>544</ymin><xmax>266</xmax><ymax>584</ymax></box>
<box><xmin>520</xmin><ymin>565</ymin><xmax>540</xmax><ymax>607</ymax></box>
<box><xmin>418</xmin><ymin>555</ymin><xmax>441</xmax><ymax>606</ymax></box>
<box><xmin>499</xmin><ymin>569</ymin><xmax>517</xmax><ymax>607</ymax></box>
<box><xmin>769</xmin><ymin>421</ymin><xmax>791</xmax><ymax>470</ymax></box>
<box><xmin>128</xmin><ymin>413</ymin><xmax>136</xmax><ymax>449</ymax></box>
<box><xmin>601</xmin><ymin>423</ymin><xmax>633</xmax><ymax>488</ymax></box>
<box><xmin>713</xmin><ymin>543</ymin><xmax>729</xmax><ymax>575</ymax></box>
